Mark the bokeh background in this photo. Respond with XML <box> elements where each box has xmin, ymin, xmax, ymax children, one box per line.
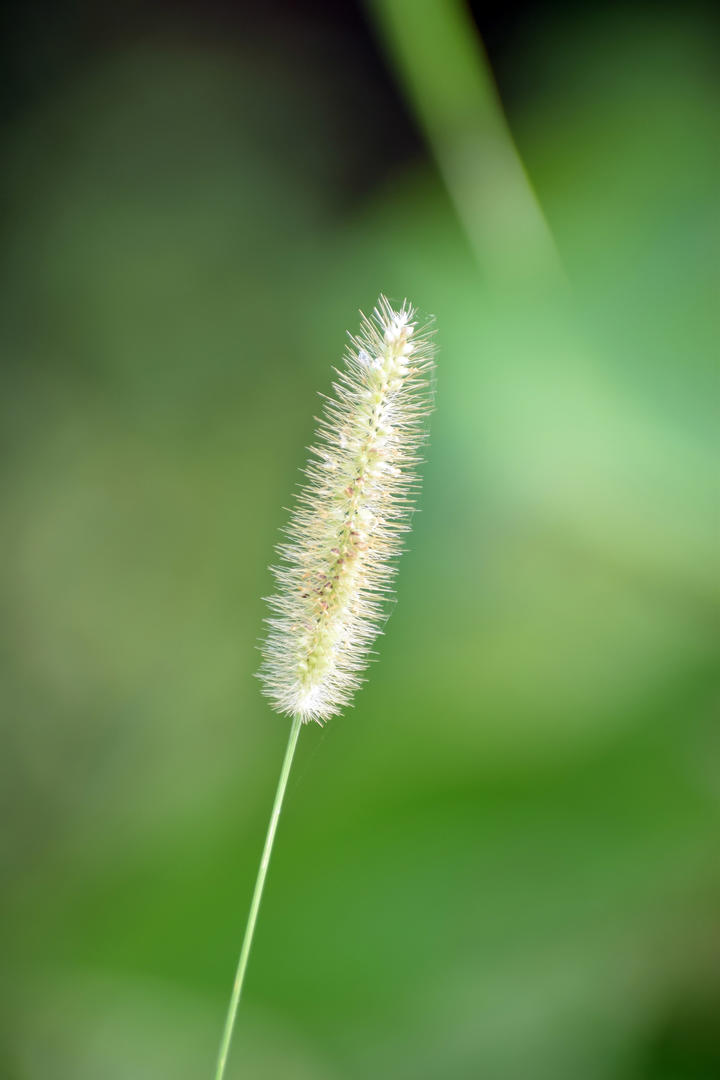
<box><xmin>2</xmin><ymin>1</ymin><xmax>719</xmax><ymax>1077</ymax></box>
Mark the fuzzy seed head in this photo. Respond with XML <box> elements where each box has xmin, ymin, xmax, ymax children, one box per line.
<box><xmin>258</xmin><ymin>296</ymin><xmax>436</xmax><ymax>724</ymax></box>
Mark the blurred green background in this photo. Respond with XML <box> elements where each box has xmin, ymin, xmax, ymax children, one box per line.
<box><xmin>2</xmin><ymin>1</ymin><xmax>719</xmax><ymax>1077</ymax></box>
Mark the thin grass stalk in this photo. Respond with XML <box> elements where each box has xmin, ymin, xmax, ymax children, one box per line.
<box><xmin>214</xmin><ymin>713</ymin><xmax>302</xmax><ymax>1080</ymax></box>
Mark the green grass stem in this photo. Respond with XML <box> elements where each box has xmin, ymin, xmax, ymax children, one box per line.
<box><xmin>214</xmin><ymin>713</ymin><xmax>303</xmax><ymax>1080</ymax></box>
<box><xmin>370</xmin><ymin>0</ymin><xmax>564</xmax><ymax>283</ymax></box>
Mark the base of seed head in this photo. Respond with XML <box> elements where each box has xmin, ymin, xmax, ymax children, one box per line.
<box><xmin>258</xmin><ymin>295</ymin><xmax>436</xmax><ymax>724</ymax></box>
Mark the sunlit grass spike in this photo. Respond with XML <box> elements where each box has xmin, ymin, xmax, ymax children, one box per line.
<box><xmin>258</xmin><ymin>295</ymin><xmax>436</xmax><ymax>723</ymax></box>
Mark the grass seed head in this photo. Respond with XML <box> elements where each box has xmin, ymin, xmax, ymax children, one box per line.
<box><xmin>258</xmin><ymin>295</ymin><xmax>436</xmax><ymax>724</ymax></box>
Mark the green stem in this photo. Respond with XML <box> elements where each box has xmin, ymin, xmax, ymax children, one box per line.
<box><xmin>214</xmin><ymin>713</ymin><xmax>303</xmax><ymax>1080</ymax></box>
<box><xmin>369</xmin><ymin>0</ymin><xmax>564</xmax><ymax>284</ymax></box>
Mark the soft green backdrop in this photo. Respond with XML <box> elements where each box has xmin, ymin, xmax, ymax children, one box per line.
<box><xmin>2</xmin><ymin>4</ymin><xmax>719</xmax><ymax>1078</ymax></box>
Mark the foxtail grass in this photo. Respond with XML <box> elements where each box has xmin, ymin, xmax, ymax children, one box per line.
<box><xmin>214</xmin><ymin>296</ymin><xmax>436</xmax><ymax>1079</ymax></box>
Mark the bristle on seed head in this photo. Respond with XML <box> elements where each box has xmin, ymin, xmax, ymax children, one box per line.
<box><xmin>258</xmin><ymin>296</ymin><xmax>436</xmax><ymax>724</ymax></box>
